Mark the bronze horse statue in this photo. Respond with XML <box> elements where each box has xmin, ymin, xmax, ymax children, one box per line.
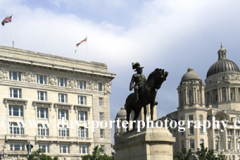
<box><xmin>125</xmin><ymin>68</ymin><xmax>168</xmax><ymax>131</ymax></box>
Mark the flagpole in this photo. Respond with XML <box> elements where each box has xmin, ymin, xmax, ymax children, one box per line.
<box><xmin>86</xmin><ymin>35</ymin><xmax>88</xmax><ymax>61</ymax></box>
<box><xmin>12</xmin><ymin>14</ymin><xmax>14</xmax><ymax>48</ymax></box>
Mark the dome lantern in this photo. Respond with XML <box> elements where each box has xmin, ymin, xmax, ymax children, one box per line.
<box><xmin>218</xmin><ymin>42</ymin><xmax>227</xmax><ymax>60</ymax></box>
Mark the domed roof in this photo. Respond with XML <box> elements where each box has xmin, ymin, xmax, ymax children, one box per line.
<box><xmin>181</xmin><ymin>67</ymin><xmax>201</xmax><ymax>82</ymax></box>
<box><xmin>116</xmin><ymin>107</ymin><xmax>126</xmax><ymax>117</ymax></box>
<box><xmin>206</xmin><ymin>44</ymin><xmax>240</xmax><ymax>77</ymax></box>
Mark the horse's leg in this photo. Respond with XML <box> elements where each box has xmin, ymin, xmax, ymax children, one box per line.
<box><xmin>133</xmin><ymin>108</ymin><xmax>141</xmax><ymax>130</ymax></box>
<box><xmin>150</xmin><ymin>103</ymin><xmax>154</xmax><ymax>121</ymax></box>
<box><xmin>144</xmin><ymin>105</ymin><xmax>147</xmax><ymax>122</ymax></box>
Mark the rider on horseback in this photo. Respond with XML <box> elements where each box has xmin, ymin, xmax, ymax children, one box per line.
<box><xmin>129</xmin><ymin>62</ymin><xmax>147</xmax><ymax>103</ymax></box>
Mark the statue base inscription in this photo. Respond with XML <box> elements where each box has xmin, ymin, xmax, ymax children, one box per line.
<box><xmin>114</xmin><ymin>127</ymin><xmax>175</xmax><ymax>160</ymax></box>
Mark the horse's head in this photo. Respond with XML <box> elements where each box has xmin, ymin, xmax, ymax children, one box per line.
<box><xmin>153</xmin><ymin>68</ymin><xmax>169</xmax><ymax>89</ymax></box>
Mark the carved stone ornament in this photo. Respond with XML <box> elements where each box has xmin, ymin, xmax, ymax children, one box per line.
<box><xmin>67</xmin><ymin>78</ymin><xmax>77</xmax><ymax>88</ymax></box>
<box><xmin>104</xmin><ymin>82</ymin><xmax>112</xmax><ymax>94</ymax></box>
<box><xmin>87</xmin><ymin>81</ymin><xmax>97</xmax><ymax>90</ymax></box>
<box><xmin>0</xmin><ymin>68</ymin><xmax>7</xmax><ymax>79</ymax></box>
<box><xmin>23</xmin><ymin>72</ymin><xmax>36</xmax><ymax>82</ymax></box>
<box><xmin>48</xmin><ymin>75</ymin><xmax>57</xmax><ymax>85</ymax></box>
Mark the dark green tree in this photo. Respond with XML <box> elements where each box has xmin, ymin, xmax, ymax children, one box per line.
<box><xmin>27</xmin><ymin>148</ymin><xmax>58</xmax><ymax>160</ymax></box>
<box><xmin>173</xmin><ymin>148</ymin><xmax>196</xmax><ymax>160</ymax></box>
<box><xmin>81</xmin><ymin>145</ymin><xmax>114</xmax><ymax>160</ymax></box>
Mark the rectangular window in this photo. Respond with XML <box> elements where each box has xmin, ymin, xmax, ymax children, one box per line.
<box><xmin>78</xmin><ymin>127</ymin><xmax>88</xmax><ymax>138</ymax></box>
<box><xmin>214</xmin><ymin>129</ymin><xmax>218</xmax><ymax>135</ymax></box>
<box><xmin>200</xmin><ymin>126</ymin><xmax>203</xmax><ymax>134</ymax></box>
<box><xmin>38</xmin><ymin>124</ymin><xmax>49</xmax><ymax>136</ymax></box>
<box><xmin>37</xmin><ymin>75</ymin><xmax>46</xmax><ymax>84</ymax></box>
<box><xmin>58</xmin><ymin>78</ymin><xmax>66</xmax><ymax>87</ymax></box>
<box><xmin>78</xmin><ymin>111</ymin><xmax>87</xmax><ymax>121</ymax></box>
<box><xmin>58</xmin><ymin>94</ymin><xmax>67</xmax><ymax>103</ymax></box>
<box><xmin>37</xmin><ymin>108</ymin><xmax>48</xmax><ymax>119</ymax></box>
<box><xmin>78</xmin><ymin>96</ymin><xmax>86</xmax><ymax>105</ymax></box>
<box><xmin>39</xmin><ymin>143</ymin><xmax>49</xmax><ymax>153</ymax></box>
<box><xmin>58</xmin><ymin>110</ymin><xmax>68</xmax><ymax>120</ymax></box>
<box><xmin>60</xmin><ymin>144</ymin><xmax>69</xmax><ymax>153</ymax></box>
<box><xmin>200</xmin><ymin>139</ymin><xmax>204</xmax><ymax>145</ymax></box>
<box><xmin>238</xmin><ymin>142</ymin><xmax>240</xmax><ymax>150</ymax></box>
<box><xmin>189</xmin><ymin>126</ymin><xmax>194</xmax><ymax>135</ymax></box>
<box><xmin>10</xmin><ymin>88</ymin><xmax>22</xmax><ymax>98</ymax></box>
<box><xmin>238</xmin><ymin>155</ymin><xmax>240</xmax><ymax>160</ymax></box>
<box><xmin>59</xmin><ymin>125</ymin><xmax>69</xmax><ymax>137</ymax></box>
<box><xmin>38</xmin><ymin>91</ymin><xmax>47</xmax><ymax>101</ymax></box>
<box><xmin>99</xmin><ymin>98</ymin><xmax>103</xmax><ymax>106</ymax></box>
<box><xmin>227</xmin><ymin>130</ymin><xmax>233</xmax><ymax>135</ymax></box>
<box><xmin>9</xmin><ymin>106</ymin><xmax>23</xmax><ymax>117</ymax></box>
<box><xmin>77</xmin><ymin>81</ymin><xmax>86</xmax><ymax>89</ymax></box>
<box><xmin>98</xmin><ymin>83</ymin><xmax>103</xmax><ymax>91</ymax></box>
<box><xmin>190</xmin><ymin>139</ymin><xmax>194</xmax><ymax>149</ymax></box>
<box><xmin>100</xmin><ymin>129</ymin><xmax>104</xmax><ymax>138</ymax></box>
<box><xmin>9</xmin><ymin>71</ymin><xmax>21</xmax><ymax>81</ymax></box>
<box><xmin>199</xmin><ymin>115</ymin><xmax>203</xmax><ymax>121</ymax></box>
<box><xmin>9</xmin><ymin>122</ymin><xmax>24</xmax><ymax>135</ymax></box>
<box><xmin>99</xmin><ymin>112</ymin><xmax>104</xmax><ymax>121</ymax></box>
<box><xmin>215</xmin><ymin>140</ymin><xmax>219</xmax><ymax>150</ymax></box>
<box><xmin>228</xmin><ymin>141</ymin><xmax>231</xmax><ymax>149</ymax></box>
<box><xmin>233</xmin><ymin>155</ymin><xmax>235</xmax><ymax>160</ymax></box>
<box><xmin>80</xmin><ymin>145</ymin><xmax>89</xmax><ymax>154</ymax></box>
<box><xmin>189</xmin><ymin>115</ymin><xmax>193</xmax><ymax>120</ymax></box>
<box><xmin>10</xmin><ymin>143</ymin><xmax>25</xmax><ymax>151</ymax></box>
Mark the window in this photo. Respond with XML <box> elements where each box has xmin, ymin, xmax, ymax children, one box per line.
<box><xmin>200</xmin><ymin>139</ymin><xmax>204</xmax><ymax>145</ymax></box>
<box><xmin>238</xmin><ymin>141</ymin><xmax>240</xmax><ymax>150</ymax></box>
<box><xmin>58</xmin><ymin>78</ymin><xmax>66</xmax><ymax>87</ymax></box>
<box><xmin>188</xmin><ymin>90</ymin><xmax>192</xmax><ymax>104</ymax></box>
<box><xmin>9</xmin><ymin>106</ymin><xmax>23</xmax><ymax>117</ymax></box>
<box><xmin>77</xmin><ymin>81</ymin><xmax>86</xmax><ymax>89</ymax></box>
<box><xmin>228</xmin><ymin>141</ymin><xmax>231</xmax><ymax>149</ymax></box>
<box><xmin>80</xmin><ymin>145</ymin><xmax>89</xmax><ymax>154</ymax></box>
<box><xmin>237</xmin><ymin>130</ymin><xmax>240</xmax><ymax>136</ymax></box>
<box><xmin>99</xmin><ymin>98</ymin><xmax>103</xmax><ymax>106</ymax></box>
<box><xmin>98</xmin><ymin>83</ymin><xmax>102</xmax><ymax>91</ymax></box>
<box><xmin>238</xmin><ymin>155</ymin><xmax>240</xmax><ymax>160</ymax></box>
<box><xmin>100</xmin><ymin>129</ymin><xmax>104</xmax><ymax>138</ymax></box>
<box><xmin>200</xmin><ymin>126</ymin><xmax>203</xmax><ymax>134</ymax></box>
<box><xmin>78</xmin><ymin>96</ymin><xmax>86</xmax><ymax>105</ymax></box>
<box><xmin>215</xmin><ymin>140</ymin><xmax>219</xmax><ymax>150</ymax></box>
<box><xmin>58</xmin><ymin>110</ymin><xmax>68</xmax><ymax>120</ymax></box>
<box><xmin>38</xmin><ymin>124</ymin><xmax>49</xmax><ymax>136</ymax></box>
<box><xmin>37</xmin><ymin>108</ymin><xmax>48</xmax><ymax>119</ymax></box>
<box><xmin>214</xmin><ymin>129</ymin><xmax>218</xmax><ymax>135</ymax></box>
<box><xmin>37</xmin><ymin>75</ymin><xmax>46</xmax><ymax>84</ymax></box>
<box><xmin>10</xmin><ymin>122</ymin><xmax>24</xmax><ymax>135</ymax></box>
<box><xmin>181</xmin><ymin>141</ymin><xmax>184</xmax><ymax>148</ymax></box>
<box><xmin>233</xmin><ymin>155</ymin><xmax>235</xmax><ymax>160</ymax></box>
<box><xmin>58</xmin><ymin>94</ymin><xmax>67</xmax><ymax>103</ymax></box>
<box><xmin>10</xmin><ymin>88</ymin><xmax>22</xmax><ymax>98</ymax></box>
<box><xmin>59</xmin><ymin>125</ymin><xmax>69</xmax><ymax>137</ymax></box>
<box><xmin>100</xmin><ymin>145</ymin><xmax>105</xmax><ymax>151</ymax></box>
<box><xmin>38</xmin><ymin>91</ymin><xmax>47</xmax><ymax>101</ymax></box>
<box><xmin>189</xmin><ymin>115</ymin><xmax>193</xmax><ymax>121</ymax></box>
<box><xmin>199</xmin><ymin>115</ymin><xmax>203</xmax><ymax>121</ymax></box>
<box><xmin>99</xmin><ymin>112</ymin><xmax>104</xmax><ymax>121</ymax></box>
<box><xmin>78</xmin><ymin>127</ymin><xmax>88</xmax><ymax>138</ymax></box>
<box><xmin>60</xmin><ymin>144</ymin><xmax>69</xmax><ymax>153</ymax></box>
<box><xmin>190</xmin><ymin>139</ymin><xmax>194</xmax><ymax>149</ymax></box>
<box><xmin>10</xmin><ymin>143</ymin><xmax>25</xmax><ymax>151</ymax></box>
<box><xmin>78</xmin><ymin>111</ymin><xmax>87</xmax><ymax>121</ymax></box>
<box><xmin>9</xmin><ymin>71</ymin><xmax>21</xmax><ymax>81</ymax></box>
<box><xmin>39</xmin><ymin>144</ymin><xmax>49</xmax><ymax>153</ymax></box>
<box><xmin>228</xmin><ymin>130</ymin><xmax>233</xmax><ymax>135</ymax></box>
<box><xmin>189</xmin><ymin>126</ymin><xmax>194</xmax><ymax>135</ymax></box>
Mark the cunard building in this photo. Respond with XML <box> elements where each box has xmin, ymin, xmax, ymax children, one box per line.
<box><xmin>167</xmin><ymin>44</ymin><xmax>240</xmax><ymax>160</ymax></box>
<box><xmin>0</xmin><ymin>45</ymin><xmax>115</xmax><ymax>160</ymax></box>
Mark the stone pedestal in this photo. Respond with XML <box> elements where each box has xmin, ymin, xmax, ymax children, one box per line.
<box><xmin>114</xmin><ymin>127</ymin><xmax>175</xmax><ymax>160</ymax></box>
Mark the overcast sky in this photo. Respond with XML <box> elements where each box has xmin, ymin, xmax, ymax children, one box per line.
<box><xmin>1</xmin><ymin>0</ymin><xmax>240</xmax><ymax>144</ymax></box>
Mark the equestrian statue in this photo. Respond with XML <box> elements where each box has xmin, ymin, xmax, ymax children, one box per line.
<box><xmin>125</xmin><ymin>62</ymin><xmax>168</xmax><ymax>131</ymax></box>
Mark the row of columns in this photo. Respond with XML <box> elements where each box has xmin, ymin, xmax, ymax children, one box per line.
<box><xmin>179</xmin><ymin>86</ymin><xmax>205</xmax><ymax>106</ymax></box>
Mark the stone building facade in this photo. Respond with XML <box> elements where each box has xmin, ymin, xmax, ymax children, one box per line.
<box><xmin>167</xmin><ymin>44</ymin><xmax>240</xmax><ymax>159</ymax></box>
<box><xmin>0</xmin><ymin>45</ymin><xmax>115</xmax><ymax>160</ymax></box>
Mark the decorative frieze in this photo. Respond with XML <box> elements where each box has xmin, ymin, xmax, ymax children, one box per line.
<box><xmin>87</xmin><ymin>81</ymin><xmax>97</xmax><ymax>90</ymax></box>
<box><xmin>0</xmin><ymin>68</ymin><xmax>8</xmax><ymax>79</ymax></box>
<box><xmin>4</xmin><ymin>98</ymin><xmax>28</xmax><ymax>109</ymax></box>
<box><xmin>48</xmin><ymin>75</ymin><xmax>57</xmax><ymax>85</ymax></box>
<box><xmin>22</xmin><ymin>72</ymin><xmax>36</xmax><ymax>83</ymax></box>
<box><xmin>67</xmin><ymin>78</ymin><xmax>77</xmax><ymax>88</ymax></box>
<box><xmin>104</xmin><ymin>82</ymin><xmax>112</xmax><ymax>94</ymax></box>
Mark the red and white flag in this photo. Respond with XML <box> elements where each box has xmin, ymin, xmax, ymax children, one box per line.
<box><xmin>2</xmin><ymin>15</ymin><xmax>12</xmax><ymax>26</ymax></box>
<box><xmin>76</xmin><ymin>37</ymin><xmax>87</xmax><ymax>47</ymax></box>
